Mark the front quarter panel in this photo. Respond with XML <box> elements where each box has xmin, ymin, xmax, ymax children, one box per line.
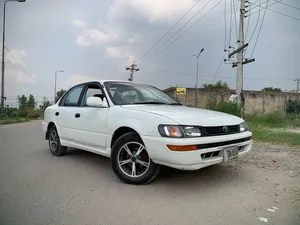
<box><xmin>106</xmin><ymin>106</ymin><xmax>178</xmax><ymax>145</ymax></box>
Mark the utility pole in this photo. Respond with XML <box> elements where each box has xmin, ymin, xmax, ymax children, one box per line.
<box><xmin>54</xmin><ymin>70</ymin><xmax>64</xmax><ymax>104</ymax></box>
<box><xmin>294</xmin><ymin>78</ymin><xmax>300</xmax><ymax>93</ymax></box>
<box><xmin>225</xmin><ymin>0</ymin><xmax>255</xmax><ymax>114</ymax></box>
<box><xmin>1</xmin><ymin>0</ymin><xmax>26</xmax><ymax>114</ymax></box>
<box><xmin>236</xmin><ymin>0</ymin><xmax>246</xmax><ymax>105</ymax></box>
<box><xmin>193</xmin><ymin>48</ymin><xmax>204</xmax><ymax>107</ymax></box>
<box><xmin>126</xmin><ymin>62</ymin><xmax>139</xmax><ymax>82</ymax></box>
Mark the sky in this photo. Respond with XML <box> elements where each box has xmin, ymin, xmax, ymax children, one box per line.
<box><xmin>1</xmin><ymin>0</ymin><xmax>299</xmax><ymax>106</ymax></box>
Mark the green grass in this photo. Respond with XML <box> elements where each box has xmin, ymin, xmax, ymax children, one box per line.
<box><xmin>244</xmin><ymin>112</ymin><xmax>300</xmax><ymax>146</ymax></box>
<box><xmin>249</xmin><ymin>126</ymin><xmax>300</xmax><ymax>146</ymax></box>
<box><xmin>0</xmin><ymin>117</ymin><xmax>30</xmax><ymax>125</ymax></box>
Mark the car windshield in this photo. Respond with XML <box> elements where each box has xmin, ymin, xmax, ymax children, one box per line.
<box><xmin>104</xmin><ymin>82</ymin><xmax>181</xmax><ymax>105</ymax></box>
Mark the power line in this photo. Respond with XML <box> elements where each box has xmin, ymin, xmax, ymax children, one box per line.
<box><xmin>247</xmin><ymin>0</ymin><xmax>262</xmax><ymax>44</ymax></box>
<box><xmin>139</xmin><ymin>0</ymin><xmax>214</xmax><ymax>65</ymax></box>
<box><xmin>249</xmin><ymin>0</ymin><xmax>281</xmax><ymax>15</ymax></box>
<box><xmin>277</xmin><ymin>1</ymin><xmax>300</xmax><ymax>11</ymax></box>
<box><xmin>227</xmin><ymin>0</ymin><xmax>239</xmax><ymax>48</ymax></box>
<box><xmin>245</xmin><ymin>0</ymin><xmax>251</xmax><ymax>39</ymax></box>
<box><xmin>4</xmin><ymin>45</ymin><xmax>41</xmax><ymax>85</ymax></box>
<box><xmin>232</xmin><ymin>0</ymin><xmax>239</xmax><ymax>40</ymax></box>
<box><xmin>140</xmin><ymin>0</ymin><xmax>224</xmax><ymax>66</ymax></box>
<box><xmin>249</xmin><ymin>0</ymin><xmax>300</xmax><ymax>21</ymax></box>
<box><xmin>139</xmin><ymin>0</ymin><xmax>202</xmax><ymax>60</ymax></box>
<box><xmin>224</xmin><ymin>0</ymin><xmax>227</xmax><ymax>50</ymax></box>
<box><xmin>212</xmin><ymin>52</ymin><xmax>226</xmax><ymax>82</ymax></box>
<box><xmin>250</xmin><ymin>0</ymin><xmax>270</xmax><ymax>57</ymax></box>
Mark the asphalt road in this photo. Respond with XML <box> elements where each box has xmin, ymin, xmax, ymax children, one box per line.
<box><xmin>0</xmin><ymin>121</ymin><xmax>299</xmax><ymax>225</ymax></box>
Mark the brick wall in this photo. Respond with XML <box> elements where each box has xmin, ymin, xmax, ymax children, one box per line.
<box><xmin>164</xmin><ymin>87</ymin><xmax>300</xmax><ymax>115</ymax></box>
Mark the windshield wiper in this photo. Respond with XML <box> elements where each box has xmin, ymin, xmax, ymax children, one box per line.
<box><xmin>133</xmin><ymin>101</ymin><xmax>167</xmax><ymax>105</ymax></box>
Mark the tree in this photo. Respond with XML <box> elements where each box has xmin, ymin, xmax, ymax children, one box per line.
<box><xmin>27</xmin><ymin>94</ymin><xmax>36</xmax><ymax>109</ymax></box>
<box><xmin>56</xmin><ymin>89</ymin><xmax>66</xmax><ymax>103</ymax></box>
<box><xmin>40</xmin><ymin>97</ymin><xmax>52</xmax><ymax>111</ymax></box>
<box><xmin>262</xmin><ymin>87</ymin><xmax>282</xmax><ymax>92</ymax></box>
<box><xmin>203</xmin><ymin>80</ymin><xmax>229</xmax><ymax>89</ymax></box>
<box><xmin>17</xmin><ymin>95</ymin><xmax>28</xmax><ymax>110</ymax></box>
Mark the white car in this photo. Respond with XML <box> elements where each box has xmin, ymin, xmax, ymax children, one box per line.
<box><xmin>42</xmin><ymin>80</ymin><xmax>253</xmax><ymax>185</ymax></box>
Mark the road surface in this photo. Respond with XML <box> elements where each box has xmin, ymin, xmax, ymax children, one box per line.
<box><xmin>0</xmin><ymin>121</ymin><xmax>299</xmax><ymax>225</ymax></box>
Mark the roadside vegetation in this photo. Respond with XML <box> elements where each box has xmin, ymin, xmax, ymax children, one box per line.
<box><xmin>0</xmin><ymin>89</ymin><xmax>66</xmax><ymax>125</ymax></box>
<box><xmin>205</xmin><ymin>98</ymin><xmax>300</xmax><ymax>146</ymax></box>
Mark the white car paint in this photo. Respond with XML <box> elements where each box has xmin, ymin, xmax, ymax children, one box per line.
<box><xmin>42</xmin><ymin>80</ymin><xmax>253</xmax><ymax>171</ymax></box>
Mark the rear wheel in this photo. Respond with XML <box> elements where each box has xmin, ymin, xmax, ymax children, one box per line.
<box><xmin>48</xmin><ymin>126</ymin><xmax>67</xmax><ymax>156</ymax></box>
<box><xmin>111</xmin><ymin>132</ymin><xmax>160</xmax><ymax>185</ymax></box>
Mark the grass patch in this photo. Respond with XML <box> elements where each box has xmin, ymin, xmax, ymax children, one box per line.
<box><xmin>246</xmin><ymin>112</ymin><xmax>300</xmax><ymax>129</ymax></box>
<box><xmin>0</xmin><ymin>117</ymin><xmax>30</xmax><ymax>125</ymax></box>
<box><xmin>244</xmin><ymin>112</ymin><xmax>300</xmax><ymax>146</ymax></box>
<box><xmin>250</xmin><ymin>126</ymin><xmax>300</xmax><ymax>146</ymax></box>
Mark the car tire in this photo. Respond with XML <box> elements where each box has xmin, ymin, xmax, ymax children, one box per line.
<box><xmin>48</xmin><ymin>125</ymin><xmax>67</xmax><ymax>156</ymax></box>
<box><xmin>111</xmin><ymin>131</ymin><xmax>160</xmax><ymax>185</ymax></box>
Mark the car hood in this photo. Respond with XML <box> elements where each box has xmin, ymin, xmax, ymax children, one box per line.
<box><xmin>121</xmin><ymin>105</ymin><xmax>243</xmax><ymax>126</ymax></box>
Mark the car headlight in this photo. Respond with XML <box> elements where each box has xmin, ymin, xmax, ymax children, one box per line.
<box><xmin>183</xmin><ymin>126</ymin><xmax>201</xmax><ymax>137</ymax></box>
<box><xmin>239</xmin><ymin>122</ymin><xmax>249</xmax><ymax>132</ymax></box>
<box><xmin>158</xmin><ymin>125</ymin><xmax>201</xmax><ymax>138</ymax></box>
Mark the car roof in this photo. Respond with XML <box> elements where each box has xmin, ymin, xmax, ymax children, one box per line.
<box><xmin>81</xmin><ymin>80</ymin><xmax>147</xmax><ymax>85</ymax></box>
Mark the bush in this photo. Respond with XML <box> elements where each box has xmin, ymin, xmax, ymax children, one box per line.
<box><xmin>18</xmin><ymin>110</ymin><xmax>28</xmax><ymax>117</ymax></box>
<box><xmin>286</xmin><ymin>100</ymin><xmax>300</xmax><ymax>114</ymax></box>
<box><xmin>206</xmin><ymin>100</ymin><xmax>242</xmax><ymax>117</ymax></box>
<box><xmin>263</xmin><ymin>111</ymin><xmax>285</xmax><ymax>124</ymax></box>
<box><xmin>0</xmin><ymin>113</ymin><xmax>9</xmax><ymax>120</ymax></box>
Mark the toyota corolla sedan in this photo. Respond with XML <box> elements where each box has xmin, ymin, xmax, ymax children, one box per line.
<box><xmin>42</xmin><ymin>80</ymin><xmax>253</xmax><ymax>185</ymax></box>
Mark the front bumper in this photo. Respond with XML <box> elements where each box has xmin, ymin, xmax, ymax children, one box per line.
<box><xmin>142</xmin><ymin>131</ymin><xmax>253</xmax><ymax>170</ymax></box>
<box><xmin>42</xmin><ymin>121</ymin><xmax>48</xmax><ymax>140</ymax></box>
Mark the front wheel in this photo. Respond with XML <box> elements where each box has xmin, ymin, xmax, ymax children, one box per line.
<box><xmin>111</xmin><ymin>132</ymin><xmax>160</xmax><ymax>185</ymax></box>
<box><xmin>48</xmin><ymin>126</ymin><xmax>67</xmax><ymax>156</ymax></box>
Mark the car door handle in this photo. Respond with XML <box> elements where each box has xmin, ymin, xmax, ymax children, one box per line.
<box><xmin>75</xmin><ymin>113</ymin><xmax>80</xmax><ymax>118</ymax></box>
<box><xmin>55</xmin><ymin>112</ymin><xmax>59</xmax><ymax>116</ymax></box>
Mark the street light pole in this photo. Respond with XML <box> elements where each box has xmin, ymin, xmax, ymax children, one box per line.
<box><xmin>54</xmin><ymin>70</ymin><xmax>64</xmax><ymax>104</ymax></box>
<box><xmin>1</xmin><ymin>0</ymin><xmax>26</xmax><ymax>113</ymax></box>
<box><xmin>193</xmin><ymin>48</ymin><xmax>204</xmax><ymax>107</ymax></box>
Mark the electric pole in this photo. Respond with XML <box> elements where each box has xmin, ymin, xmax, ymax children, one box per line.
<box><xmin>126</xmin><ymin>62</ymin><xmax>139</xmax><ymax>82</ymax></box>
<box><xmin>226</xmin><ymin>0</ymin><xmax>255</xmax><ymax>108</ymax></box>
<box><xmin>193</xmin><ymin>48</ymin><xmax>204</xmax><ymax>107</ymax></box>
<box><xmin>294</xmin><ymin>78</ymin><xmax>300</xmax><ymax>93</ymax></box>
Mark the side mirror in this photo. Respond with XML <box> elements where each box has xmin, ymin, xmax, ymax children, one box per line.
<box><xmin>86</xmin><ymin>97</ymin><xmax>106</xmax><ymax>107</ymax></box>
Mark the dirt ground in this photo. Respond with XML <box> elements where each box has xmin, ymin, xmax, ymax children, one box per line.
<box><xmin>225</xmin><ymin>141</ymin><xmax>300</xmax><ymax>224</ymax></box>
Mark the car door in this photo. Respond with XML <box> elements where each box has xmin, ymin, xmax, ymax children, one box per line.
<box><xmin>71</xmin><ymin>82</ymin><xmax>110</xmax><ymax>152</ymax></box>
<box><xmin>54</xmin><ymin>84</ymin><xmax>85</xmax><ymax>143</ymax></box>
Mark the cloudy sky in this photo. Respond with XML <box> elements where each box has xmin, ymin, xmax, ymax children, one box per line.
<box><xmin>1</xmin><ymin>0</ymin><xmax>299</xmax><ymax>105</ymax></box>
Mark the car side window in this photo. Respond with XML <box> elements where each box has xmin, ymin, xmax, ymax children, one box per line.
<box><xmin>62</xmin><ymin>85</ymin><xmax>85</xmax><ymax>107</ymax></box>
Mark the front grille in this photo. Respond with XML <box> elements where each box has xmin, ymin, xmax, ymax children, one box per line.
<box><xmin>201</xmin><ymin>151</ymin><xmax>220</xmax><ymax>159</ymax></box>
<box><xmin>203</xmin><ymin>125</ymin><xmax>240</xmax><ymax>136</ymax></box>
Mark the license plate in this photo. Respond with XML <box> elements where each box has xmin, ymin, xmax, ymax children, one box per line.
<box><xmin>223</xmin><ymin>146</ymin><xmax>239</xmax><ymax>162</ymax></box>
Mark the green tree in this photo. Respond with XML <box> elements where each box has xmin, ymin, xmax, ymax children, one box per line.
<box><xmin>262</xmin><ymin>87</ymin><xmax>282</xmax><ymax>92</ymax></box>
<box><xmin>203</xmin><ymin>80</ymin><xmax>229</xmax><ymax>89</ymax></box>
<box><xmin>27</xmin><ymin>94</ymin><xmax>36</xmax><ymax>109</ymax></box>
<box><xmin>17</xmin><ymin>95</ymin><xmax>28</xmax><ymax>110</ymax></box>
<box><xmin>56</xmin><ymin>89</ymin><xmax>66</xmax><ymax>103</ymax></box>
<box><xmin>40</xmin><ymin>97</ymin><xmax>52</xmax><ymax>111</ymax></box>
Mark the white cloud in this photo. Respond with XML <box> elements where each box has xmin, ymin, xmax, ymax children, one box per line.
<box><xmin>107</xmin><ymin>0</ymin><xmax>196</xmax><ymax>22</ymax></box>
<box><xmin>7</xmin><ymin>68</ymin><xmax>38</xmax><ymax>85</ymax></box>
<box><xmin>60</xmin><ymin>74</ymin><xmax>100</xmax><ymax>89</ymax></box>
<box><xmin>76</xmin><ymin>29</ymin><xmax>115</xmax><ymax>46</ymax></box>
<box><xmin>72</xmin><ymin>19</ymin><xmax>87</xmax><ymax>28</ymax></box>
<box><xmin>105</xmin><ymin>46</ymin><xmax>136</xmax><ymax>64</ymax></box>
<box><xmin>0</xmin><ymin>46</ymin><xmax>27</xmax><ymax>65</ymax></box>
<box><xmin>3</xmin><ymin>47</ymin><xmax>39</xmax><ymax>85</ymax></box>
